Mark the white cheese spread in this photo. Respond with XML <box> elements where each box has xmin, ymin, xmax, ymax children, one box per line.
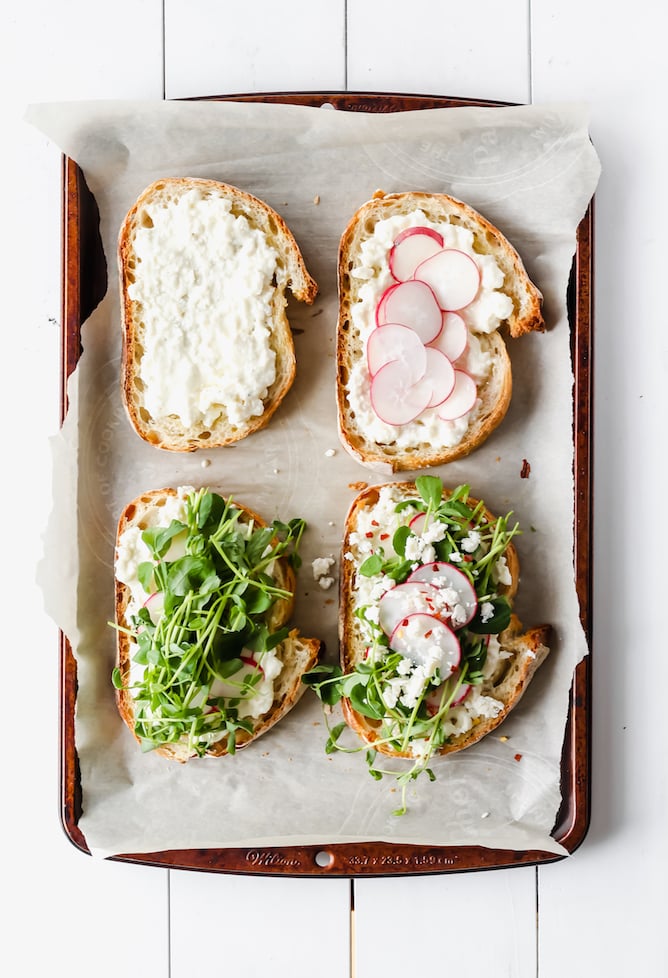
<box><xmin>347</xmin><ymin>210</ymin><xmax>513</xmax><ymax>448</ymax></box>
<box><xmin>128</xmin><ymin>188</ymin><xmax>280</xmax><ymax>429</ymax></box>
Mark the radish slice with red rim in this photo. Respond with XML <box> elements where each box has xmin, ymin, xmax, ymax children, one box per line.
<box><xmin>366</xmin><ymin>322</ymin><xmax>427</xmax><ymax>379</ymax></box>
<box><xmin>142</xmin><ymin>591</ymin><xmax>165</xmax><ymax>624</ymax></box>
<box><xmin>414</xmin><ymin>248</ymin><xmax>481</xmax><ymax>311</ymax></box>
<box><xmin>423</xmin><ymin>347</ymin><xmax>456</xmax><ymax>408</ymax></box>
<box><xmin>389</xmin><ymin>612</ymin><xmax>461</xmax><ymax>675</ymax></box>
<box><xmin>378</xmin><ymin>581</ymin><xmax>441</xmax><ymax>636</ymax></box>
<box><xmin>409</xmin><ymin>511</ymin><xmax>427</xmax><ymax>535</ymax></box>
<box><xmin>428</xmin><ymin>311</ymin><xmax>468</xmax><ymax>362</ymax></box>
<box><xmin>408</xmin><ymin>561</ymin><xmax>478</xmax><ymax>626</ymax></box>
<box><xmin>375</xmin><ymin>280</ymin><xmax>443</xmax><ymax>344</ymax></box>
<box><xmin>370</xmin><ymin>358</ymin><xmax>433</xmax><ymax>426</ymax></box>
<box><xmin>437</xmin><ymin>369</ymin><xmax>477</xmax><ymax>421</ymax></box>
<box><xmin>425</xmin><ymin>673</ymin><xmax>471</xmax><ymax>714</ymax></box>
<box><xmin>389</xmin><ymin>227</ymin><xmax>444</xmax><ymax>282</ymax></box>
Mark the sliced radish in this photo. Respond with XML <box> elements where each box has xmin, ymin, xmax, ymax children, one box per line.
<box><xmin>389</xmin><ymin>227</ymin><xmax>444</xmax><ymax>282</ymax></box>
<box><xmin>428</xmin><ymin>311</ymin><xmax>468</xmax><ymax>362</ymax></box>
<box><xmin>390</xmin><ymin>613</ymin><xmax>460</xmax><ymax>675</ymax></box>
<box><xmin>413</xmin><ymin>248</ymin><xmax>481</xmax><ymax>311</ymax></box>
<box><xmin>425</xmin><ymin>672</ymin><xmax>471</xmax><ymax>715</ymax></box>
<box><xmin>423</xmin><ymin>347</ymin><xmax>456</xmax><ymax>408</ymax></box>
<box><xmin>142</xmin><ymin>590</ymin><xmax>165</xmax><ymax>624</ymax></box>
<box><xmin>408</xmin><ymin>511</ymin><xmax>427</xmax><ymax>535</ymax></box>
<box><xmin>375</xmin><ymin>280</ymin><xmax>443</xmax><ymax>344</ymax></box>
<box><xmin>366</xmin><ymin>323</ymin><xmax>427</xmax><ymax>379</ymax></box>
<box><xmin>408</xmin><ymin>562</ymin><xmax>478</xmax><ymax>627</ymax></box>
<box><xmin>370</xmin><ymin>358</ymin><xmax>432</xmax><ymax>426</ymax></box>
<box><xmin>240</xmin><ymin>654</ymin><xmax>264</xmax><ymax>675</ymax></box>
<box><xmin>437</xmin><ymin>369</ymin><xmax>477</xmax><ymax>421</ymax></box>
<box><xmin>378</xmin><ymin>581</ymin><xmax>441</xmax><ymax>636</ymax></box>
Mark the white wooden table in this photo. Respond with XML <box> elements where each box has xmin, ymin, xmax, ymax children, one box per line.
<box><xmin>3</xmin><ymin>2</ymin><xmax>665</xmax><ymax>975</ymax></box>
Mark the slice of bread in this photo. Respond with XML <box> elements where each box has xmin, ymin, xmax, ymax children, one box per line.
<box><xmin>336</xmin><ymin>191</ymin><xmax>544</xmax><ymax>473</ymax></box>
<box><xmin>114</xmin><ymin>487</ymin><xmax>322</xmax><ymax>761</ymax></box>
<box><xmin>118</xmin><ymin>178</ymin><xmax>318</xmax><ymax>452</ymax></box>
<box><xmin>339</xmin><ymin>482</ymin><xmax>550</xmax><ymax>759</ymax></box>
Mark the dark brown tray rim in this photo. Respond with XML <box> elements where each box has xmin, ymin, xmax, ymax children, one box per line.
<box><xmin>59</xmin><ymin>91</ymin><xmax>592</xmax><ymax>877</ymax></box>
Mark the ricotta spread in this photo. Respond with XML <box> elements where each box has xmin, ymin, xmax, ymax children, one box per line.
<box><xmin>128</xmin><ymin>188</ymin><xmax>280</xmax><ymax>429</ymax></box>
<box><xmin>347</xmin><ymin>210</ymin><xmax>513</xmax><ymax>448</ymax></box>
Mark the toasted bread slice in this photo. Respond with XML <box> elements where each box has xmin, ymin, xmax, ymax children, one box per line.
<box><xmin>118</xmin><ymin>178</ymin><xmax>318</xmax><ymax>452</ymax></box>
<box><xmin>114</xmin><ymin>487</ymin><xmax>322</xmax><ymax>761</ymax></box>
<box><xmin>336</xmin><ymin>191</ymin><xmax>544</xmax><ymax>473</ymax></box>
<box><xmin>339</xmin><ymin>482</ymin><xmax>550</xmax><ymax>759</ymax></box>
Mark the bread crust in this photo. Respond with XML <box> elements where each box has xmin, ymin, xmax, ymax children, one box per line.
<box><xmin>114</xmin><ymin>487</ymin><xmax>322</xmax><ymax>761</ymax></box>
<box><xmin>118</xmin><ymin>178</ymin><xmax>318</xmax><ymax>452</ymax></box>
<box><xmin>338</xmin><ymin>482</ymin><xmax>550</xmax><ymax>759</ymax></box>
<box><xmin>336</xmin><ymin>191</ymin><xmax>544</xmax><ymax>473</ymax></box>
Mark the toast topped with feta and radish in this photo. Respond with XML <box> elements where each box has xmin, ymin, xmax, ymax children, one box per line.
<box><xmin>303</xmin><ymin>477</ymin><xmax>550</xmax><ymax>813</ymax></box>
<box><xmin>336</xmin><ymin>190</ymin><xmax>544</xmax><ymax>473</ymax></box>
<box><xmin>112</xmin><ymin>486</ymin><xmax>322</xmax><ymax>761</ymax></box>
<box><xmin>119</xmin><ymin>177</ymin><xmax>318</xmax><ymax>452</ymax></box>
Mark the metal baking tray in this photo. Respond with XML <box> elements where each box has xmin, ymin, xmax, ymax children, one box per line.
<box><xmin>59</xmin><ymin>92</ymin><xmax>592</xmax><ymax>876</ymax></box>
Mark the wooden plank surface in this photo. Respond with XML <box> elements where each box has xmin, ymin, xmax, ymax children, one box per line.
<box><xmin>4</xmin><ymin>0</ymin><xmax>667</xmax><ymax>975</ymax></box>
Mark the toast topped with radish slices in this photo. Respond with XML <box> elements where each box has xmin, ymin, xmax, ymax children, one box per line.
<box><xmin>336</xmin><ymin>191</ymin><xmax>544</xmax><ymax>473</ymax></box>
<box><xmin>112</xmin><ymin>486</ymin><xmax>322</xmax><ymax>761</ymax></box>
<box><xmin>303</xmin><ymin>478</ymin><xmax>550</xmax><ymax>814</ymax></box>
<box><xmin>119</xmin><ymin>178</ymin><xmax>318</xmax><ymax>452</ymax></box>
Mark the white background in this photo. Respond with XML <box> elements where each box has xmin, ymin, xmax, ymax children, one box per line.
<box><xmin>2</xmin><ymin>2</ymin><xmax>665</xmax><ymax>975</ymax></box>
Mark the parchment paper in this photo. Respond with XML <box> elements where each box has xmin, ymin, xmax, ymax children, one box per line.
<box><xmin>30</xmin><ymin>98</ymin><xmax>600</xmax><ymax>858</ymax></box>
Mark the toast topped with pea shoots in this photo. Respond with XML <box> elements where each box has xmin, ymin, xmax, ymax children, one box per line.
<box><xmin>303</xmin><ymin>477</ymin><xmax>550</xmax><ymax>815</ymax></box>
<box><xmin>112</xmin><ymin>485</ymin><xmax>322</xmax><ymax>760</ymax></box>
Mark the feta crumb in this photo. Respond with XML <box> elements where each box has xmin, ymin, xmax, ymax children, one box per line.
<box><xmin>324</xmin><ymin>448</ymin><xmax>336</xmax><ymax>457</ymax></box>
<box><xmin>493</xmin><ymin>556</ymin><xmax>512</xmax><ymax>586</ymax></box>
<box><xmin>421</xmin><ymin>522</ymin><xmax>447</xmax><ymax>544</ymax></box>
<box><xmin>480</xmin><ymin>601</ymin><xmax>495</xmax><ymax>623</ymax></box>
<box><xmin>312</xmin><ymin>555</ymin><xmax>335</xmax><ymax>580</ymax></box>
<box><xmin>460</xmin><ymin>530</ymin><xmax>481</xmax><ymax>553</ymax></box>
<box><xmin>318</xmin><ymin>577</ymin><xmax>334</xmax><ymax>590</ymax></box>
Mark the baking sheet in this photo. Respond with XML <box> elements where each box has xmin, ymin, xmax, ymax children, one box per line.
<box><xmin>32</xmin><ymin>94</ymin><xmax>599</xmax><ymax>871</ymax></box>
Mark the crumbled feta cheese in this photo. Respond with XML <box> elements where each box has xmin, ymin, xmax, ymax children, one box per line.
<box><xmin>481</xmin><ymin>602</ymin><xmax>495</xmax><ymax>623</ymax></box>
<box><xmin>318</xmin><ymin>577</ymin><xmax>334</xmax><ymax>590</ymax></box>
<box><xmin>461</xmin><ymin>530</ymin><xmax>482</xmax><ymax>553</ymax></box>
<box><xmin>397</xmin><ymin>656</ymin><xmax>413</xmax><ymax>676</ymax></box>
<box><xmin>410</xmin><ymin>738</ymin><xmax>433</xmax><ymax>761</ymax></box>
<box><xmin>421</xmin><ymin>522</ymin><xmax>447</xmax><ymax>544</ymax></box>
<box><xmin>404</xmin><ymin>535</ymin><xmax>423</xmax><ymax>561</ymax></box>
<box><xmin>312</xmin><ymin>555</ymin><xmax>335</xmax><ymax>580</ymax></box>
<box><xmin>493</xmin><ymin>555</ymin><xmax>512</xmax><ymax>586</ymax></box>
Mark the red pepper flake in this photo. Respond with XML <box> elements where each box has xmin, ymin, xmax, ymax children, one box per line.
<box><xmin>371</xmin><ymin>519</ymin><xmax>380</xmax><ymax>527</ymax></box>
<box><xmin>365</xmin><ymin>531</ymin><xmax>374</xmax><ymax>538</ymax></box>
<box><xmin>520</xmin><ymin>459</ymin><xmax>531</xmax><ymax>479</ymax></box>
<box><xmin>514</xmin><ymin>753</ymin><xmax>523</xmax><ymax>762</ymax></box>
<box><xmin>424</xmin><ymin>630</ymin><xmax>433</xmax><ymax>639</ymax></box>
<box><xmin>380</xmin><ymin>533</ymin><xmax>389</xmax><ymax>540</ymax></box>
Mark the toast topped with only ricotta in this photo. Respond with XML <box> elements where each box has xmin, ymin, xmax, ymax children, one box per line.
<box><xmin>118</xmin><ymin>178</ymin><xmax>318</xmax><ymax>452</ymax></box>
<box><xmin>336</xmin><ymin>190</ymin><xmax>544</xmax><ymax>473</ymax></box>
<box><xmin>112</xmin><ymin>485</ymin><xmax>322</xmax><ymax>761</ymax></box>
